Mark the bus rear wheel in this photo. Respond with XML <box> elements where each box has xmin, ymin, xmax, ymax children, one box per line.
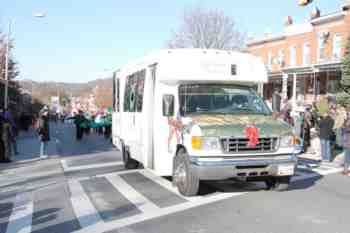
<box><xmin>122</xmin><ymin>146</ymin><xmax>139</xmax><ymax>169</ymax></box>
<box><xmin>173</xmin><ymin>149</ymin><xmax>200</xmax><ymax>196</ymax></box>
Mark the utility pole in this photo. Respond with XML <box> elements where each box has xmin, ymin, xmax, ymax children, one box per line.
<box><xmin>4</xmin><ymin>20</ymin><xmax>12</xmax><ymax>110</ymax></box>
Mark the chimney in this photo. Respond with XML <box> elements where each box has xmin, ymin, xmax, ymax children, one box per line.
<box><xmin>284</xmin><ymin>16</ymin><xmax>293</xmax><ymax>26</ymax></box>
<box><xmin>310</xmin><ymin>7</ymin><xmax>321</xmax><ymax>20</ymax></box>
<box><xmin>343</xmin><ymin>0</ymin><xmax>350</xmax><ymax>11</ymax></box>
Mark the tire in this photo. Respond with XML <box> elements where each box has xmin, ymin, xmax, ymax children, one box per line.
<box><xmin>173</xmin><ymin>148</ymin><xmax>200</xmax><ymax>196</ymax></box>
<box><xmin>264</xmin><ymin>178</ymin><xmax>275</xmax><ymax>190</ymax></box>
<box><xmin>264</xmin><ymin>176</ymin><xmax>291</xmax><ymax>191</ymax></box>
<box><xmin>122</xmin><ymin>145</ymin><xmax>139</xmax><ymax>169</ymax></box>
<box><xmin>274</xmin><ymin>176</ymin><xmax>291</xmax><ymax>191</ymax></box>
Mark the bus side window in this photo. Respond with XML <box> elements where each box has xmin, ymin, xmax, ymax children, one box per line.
<box><xmin>116</xmin><ymin>78</ymin><xmax>120</xmax><ymax>112</ymax></box>
<box><xmin>136</xmin><ymin>69</ymin><xmax>146</xmax><ymax>112</ymax></box>
<box><xmin>124</xmin><ymin>74</ymin><xmax>136</xmax><ymax>112</ymax></box>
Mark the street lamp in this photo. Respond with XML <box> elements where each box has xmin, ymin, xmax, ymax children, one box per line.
<box><xmin>3</xmin><ymin>13</ymin><xmax>46</xmax><ymax>109</ymax></box>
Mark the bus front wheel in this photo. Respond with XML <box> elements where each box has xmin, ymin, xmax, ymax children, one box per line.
<box><xmin>173</xmin><ymin>149</ymin><xmax>200</xmax><ymax>196</ymax></box>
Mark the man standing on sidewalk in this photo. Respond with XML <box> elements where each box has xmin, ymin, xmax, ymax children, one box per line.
<box><xmin>319</xmin><ymin>112</ymin><xmax>335</xmax><ymax>162</ymax></box>
<box><xmin>38</xmin><ymin>108</ymin><xmax>50</xmax><ymax>159</ymax></box>
<box><xmin>1</xmin><ymin>117</ymin><xmax>13</xmax><ymax>162</ymax></box>
<box><xmin>303</xmin><ymin>106</ymin><xmax>313</xmax><ymax>152</ymax></box>
<box><xmin>0</xmin><ymin>112</ymin><xmax>7</xmax><ymax>162</ymax></box>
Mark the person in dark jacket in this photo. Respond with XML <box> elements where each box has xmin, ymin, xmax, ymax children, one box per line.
<box><xmin>68</xmin><ymin>110</ymin><xmax>86</xmax><ymax>141</ymax></box>
<box><xmin>319</xmin><ymin>113</ymin><xmax>335</xmax><ymax>162</ymax></box>
<box><xmin>0</xmin><ymin>113</ymin><xmax>7</xmax><ymax>163</ymax></box>
<box><xmin>38</xmin><ymin>109</ymin><xmax>50</xmax><ymax>158</ymax></box>
<box><xmin>342</xmin><ymin>112</ymin><xmax>350</xmax><ymax>176</ymax></box>
<box><xmin>303</xmin><ymin>106</ymin><xmax>313</xmax><ymax>151</ymax></box>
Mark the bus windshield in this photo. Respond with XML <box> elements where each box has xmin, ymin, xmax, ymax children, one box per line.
<box><xmin>179</xmin><ymin>84</ymin><xmax>271</xmax><ymax>116</ymax></box>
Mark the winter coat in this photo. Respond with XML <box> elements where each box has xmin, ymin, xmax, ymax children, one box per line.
<box><xmin>319</xmin><ymin>115</ymin><xmax>335</xmax><ymax>140</ymax></box>
<box><xmin>38</xmin><ymin>116</ymin><xmax>50</xmax><ymax>142</ymax></box>
<box><xmin>342</xmin><ymin>117</ymin><xmax>350</xmax><ymax>149</ymax></box>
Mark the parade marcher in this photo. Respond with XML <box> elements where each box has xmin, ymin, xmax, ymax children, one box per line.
<box><xmin>68</xmin><ymin>110</ymin><xmax>86</xmax><ymax>141</ymax></box>
<box><xmin>104</xmin><ymin>112</ymin><xmax>112</xmax><ymax>139</ymax></box>
<box><xmin>95</xmin><ymin>112</ymin><xmax>103</xmax><ymax>135</ymax></box>
<box><xmin>341</xmin><ymin>111</ymin><xmax>350</xmax><ymax>176</ymax></box>
<box><xmin>319</xmin><ymin>112</ymin><xmax>335</xmax><ymax>162</ymax></box>
<box><xmin>38</xmin><ymin>108</ymin><xmax>50</xmax><ymax>158</ymax></box>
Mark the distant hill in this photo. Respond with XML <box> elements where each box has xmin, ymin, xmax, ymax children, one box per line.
<box><xmin>18</xmin><ymin>78</ymin><xmax>113</xmax><ymax>108</ymax></box>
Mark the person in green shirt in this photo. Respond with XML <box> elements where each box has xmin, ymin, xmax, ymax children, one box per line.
<box><xmin>68</xmin><ymin>110</ymin><xmax>87</xmax><ymax>141</ymax></box>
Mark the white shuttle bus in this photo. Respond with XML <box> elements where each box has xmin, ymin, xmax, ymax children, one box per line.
<box><xmin>112</xmin><ymin>49</ymin><xmax>298</xmax><ymax>196</ymax></box>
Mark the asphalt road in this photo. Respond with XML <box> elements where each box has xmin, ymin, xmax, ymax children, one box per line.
<box><xmin>1</xmin><ymin>123</ymin><xmax>349</xmax><ymax>233</ymax></box>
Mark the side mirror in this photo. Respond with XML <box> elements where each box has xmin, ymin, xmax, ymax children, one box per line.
<box><xmin>163</xmin><ymin>94</ymin><xmax>174</xmax><ymax>116</ymax></box>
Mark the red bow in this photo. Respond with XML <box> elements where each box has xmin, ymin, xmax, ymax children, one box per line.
<box><xmin>245</xmin><ymin>126</ymin><xmax>260</xmax><ymax>148</ymax></box>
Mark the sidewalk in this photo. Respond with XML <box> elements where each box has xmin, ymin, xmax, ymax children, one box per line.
<box><xmin>0</xmin><ymin>128</ymin><xmax>58</xmax><ymax>167</ymax></box>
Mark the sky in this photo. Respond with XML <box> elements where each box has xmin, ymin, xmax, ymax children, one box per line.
<box><xmin>0</xmin><ymin>0</ymin><xmax>345</xmax><ymax>83</ymax></box>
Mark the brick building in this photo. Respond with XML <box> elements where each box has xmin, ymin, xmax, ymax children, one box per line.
<box><xmin>247</xmin><ymin>1</ymin><xmax>350</xmax><ymax>110</ymax></box>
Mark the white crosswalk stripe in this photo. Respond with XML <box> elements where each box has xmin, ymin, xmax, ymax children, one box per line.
<box><xmin>2</xmin><ymin>161</ymin><xmax>343</xmax><ymax>233</ymax></box>
<box><xmin>5</xmin><ymin>191</ymin><xmax>33</xmax><ymax>233</ymax></box>
<box><xmin>105</xmin><ymin>174</ymin><xmax>161</xmax><ymax>213</ymax></box>
<box><xmin>68</xmin><ymin>179</ymin><xmax>103</xmax><ymax>229</ymax></box>
<box><xmin>61</xmin><ymin>159</ymin><xmax>124</xmax><ymax>172</ymax></box>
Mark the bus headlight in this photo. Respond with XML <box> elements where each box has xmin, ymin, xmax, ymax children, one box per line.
<box><xmin>280</xmin><ymin>135</ymin><xmax>297</xmax><ymax>148</ymax></box>
<box><xmin>192</xmin><ymin>136</ymin><xmax>220</xmax><ymax>151</ymax></box>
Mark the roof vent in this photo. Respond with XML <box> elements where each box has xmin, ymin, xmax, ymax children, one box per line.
<box><xmin>310</xmin><ymin>7</ymin><xmax>321</xmax><ymax>20</ymax></box>
<box><xmin>284</xmin><ymin>16</ymin><xmax>293</xmax><ymax>26</ymax></box>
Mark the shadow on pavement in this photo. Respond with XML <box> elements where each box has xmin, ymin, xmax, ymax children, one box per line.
<box><xmin>196</xmin><ymin>172</ymin><xmax>324</xmax><ymax>196</ymax></box>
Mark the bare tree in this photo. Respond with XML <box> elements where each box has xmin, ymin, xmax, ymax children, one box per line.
<box><xmin>0</xmin><ymin>32</ymin><xmax>19</xmax><ymax>80</ymax></box>
<box><xmin>167</xmin><ymin>6</ymin><xmax>245</xmax><ymax>50</ymax></box>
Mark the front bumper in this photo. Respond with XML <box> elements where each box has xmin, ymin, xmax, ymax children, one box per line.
<box><xmin>190</xmin><ymin>155</ymin><xmax>297</xmax><ymax>180</ymax></box>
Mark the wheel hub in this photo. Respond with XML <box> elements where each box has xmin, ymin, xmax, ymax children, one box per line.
<box><xmin>174</xmin><ymin>162</ymin><xmax>186</xmax><ymax>187</ymax></box>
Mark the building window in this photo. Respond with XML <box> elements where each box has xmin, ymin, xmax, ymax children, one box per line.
<box><xmin>277</xmin><ymin>49</ymin><xmax>285</xmax><ymax>67</ymax></box>
<box><xmin>290</xmin><ymin>46</ymin><xmax>297</xmax><ymax>67</ymax></box>
<box><xmin>318</xmin><ymin>34</ymin><xmax>326</xmax><ymax>61</ymax></box>
<box><xmin>327</xmin><ymin>71</ymin><xmax>341</xmax><ymax>94</ymax></box>
<box><xmin>267</xmin><ymin>52</ymin><xmax>272</xmax><ymax>69</ymax></box>
<box><xmin>303</xmin><ymin>43</ymin><xmax>311</xmax><ymax>66</ymax></box>
<box><xmin>332</xmin><ymin>34</ymin><xmax>342</xmax><ymax>59</ymax></box>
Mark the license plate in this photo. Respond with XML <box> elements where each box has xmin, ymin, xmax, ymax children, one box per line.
<box><xmin>277</xmin><ymin>165</ymin><xmax>294</xmax><ymax>176</ymax></box>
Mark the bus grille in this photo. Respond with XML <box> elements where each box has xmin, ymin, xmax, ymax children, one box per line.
<box><xmin>220</xmin><ymin>137</ymin><xmax>279</xmax><ymax>153</ymax></box>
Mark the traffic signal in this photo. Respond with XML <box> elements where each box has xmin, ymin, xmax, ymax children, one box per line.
<box><xmin>299</xmin><ymin>0</ymin><xmax>313</xmax><ymax>6</ymax></box>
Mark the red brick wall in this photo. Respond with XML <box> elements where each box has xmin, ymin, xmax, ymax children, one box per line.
<box><xmin>247</xmin><ymin>9</ymin><xmax>350</xmax><ymax>72</ymax></box>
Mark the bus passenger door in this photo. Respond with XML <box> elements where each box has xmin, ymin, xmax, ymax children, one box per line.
<box><xmin>121</xmin><ymin>74</ymin><xmax>138</xmax><ymax>159</ymax></box>
<box><xmin>133</xmin><ymin>69</ymin><xmax>146</xmax><ymax>163</ymax></box>
<box><xmin>112</xmin><ymin>73</ymin><xmax>121</xmax><ymax>147</ymax></box>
